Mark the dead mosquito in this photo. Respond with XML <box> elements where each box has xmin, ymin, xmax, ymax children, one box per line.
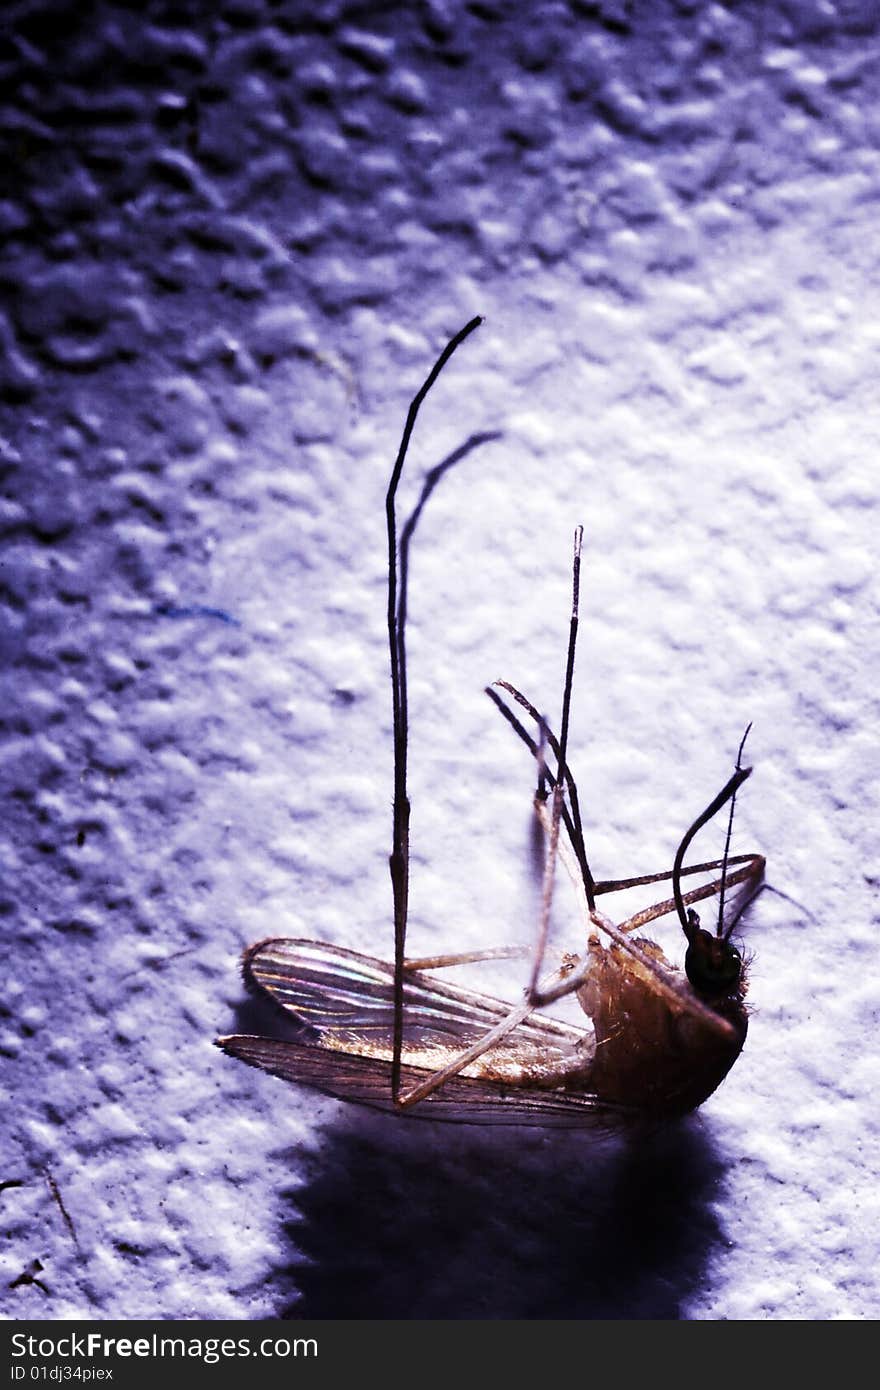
<box><xmin>218</xmin><ymin>316</ymin><xmax>765</xmax><ymax>1129</ymax></box>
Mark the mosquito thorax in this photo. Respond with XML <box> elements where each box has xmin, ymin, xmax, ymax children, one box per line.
<box><xmin>684</xmin><ymin>926</ymin><xmax>743</xmax><ymax>999</ymax></box>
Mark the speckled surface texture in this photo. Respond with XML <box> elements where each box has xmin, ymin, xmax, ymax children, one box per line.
<box><xmin>1</xmin><ymin>0</ymin><xmax>878</xmax><ymax>1320</ymax></box>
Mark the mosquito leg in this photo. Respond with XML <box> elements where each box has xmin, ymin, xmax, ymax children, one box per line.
<box><xmin>386</xmin><ymin>316</ymin><xmax>483</xmax><ymax>1101</ymax></box>
<box><xmin>591</xmin><ymin>853</ymin><xmax>766</xmax><ymax>928</ymax></box>
<box><xmin>487</xmin><ymin>681</ymin><xmax>594</xmax><ymax>904</ymax></box>
<box><xmin>526</xmin><ymin>528</ymin><xmax>584</xmax><ymax>1003</ymax></box>
<box><xmin>404</xmin><ymin>946</ymin><xmax>530</xmax><ymax>971</ymax></box>
<box><xmin>530</xmin><ymin>739</ymin><xmax>566</xmax><ymax>1000</ymax></box>
<box><xmin>608</xmin><ymin>855</ymin><xmax>765</xmax><ymax>938</ymax></box>
<box><xmin>592</xmin><ymin>854</ymin><xmax>758</xmax><ymax>898</ymax></box>
<box><xmin>485</xmin><ymin>684</ymin><xmax>591</xmax><ymax>894</ymax></box>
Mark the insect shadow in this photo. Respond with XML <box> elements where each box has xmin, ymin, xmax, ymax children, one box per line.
<box><xmin>276</xmin><ymin>1111</ymin><xmax>732</xmax><ymax>1319</ymax></box>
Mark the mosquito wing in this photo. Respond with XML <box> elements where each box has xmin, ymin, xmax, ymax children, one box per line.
<box><xmin>217</xmin><ymin>1033</ymin><xmax>634</xmax><ymax>1128</ymax></box>
<box><xmin>236</xmin><ymin>937</ymin><xmax>588</xmax><ymax>1055</ymax></box>
<box><xmin>217</xmin><ymin>939</ymin><xmax>634</xmax><ymax>1128</ymax></box>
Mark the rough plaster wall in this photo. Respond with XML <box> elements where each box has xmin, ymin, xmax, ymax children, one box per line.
<box><xmin>1</xmin><ymin>0</ymin><xmax>877</xmax><ymax>1320</ymax></box>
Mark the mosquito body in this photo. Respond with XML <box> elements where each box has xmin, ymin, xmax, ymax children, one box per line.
<box><xmin>218</xmin><ymin>318</ymin><xmax>765</xmax><ymax>1129</ymax></box>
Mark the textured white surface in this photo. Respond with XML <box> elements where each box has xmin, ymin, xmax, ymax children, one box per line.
<box><xmin>1</xmin><ymin>0</ymin><xmax>878</xmax><ymax>1320</ymax></box>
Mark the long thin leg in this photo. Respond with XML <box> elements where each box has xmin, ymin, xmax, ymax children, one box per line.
<box><xmin>486</xmin><ymin>682</ymin><xmax>593</xmax><ymax>899</ymax></box>
<box><xmin>528</xmin><ymin>530</ymin><xmax>582</xmax><ymax>1000</ymax></box>
<box><xmin>592</xmin><ymin>854</ymin><xmax>758</xmax><ymax>897</ymax></box>
<box><xmin>386</xmin><ymin>317</ymin><xmax>483</xmax><ymax>1103</ymax></box>
<box><xmin>599</xmin><ymin>856</ymin><xmax>765</xmax><ymax>939</ymax></box>
<box><xmin>404</xmin><ymin>946</ymin><xmax>530</xmax><ymax>971</ymax></box>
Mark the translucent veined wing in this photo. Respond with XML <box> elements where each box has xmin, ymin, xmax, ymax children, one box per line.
<box><xmin>217</xmin><ymin>1033</ymin><xmax>636</xmax><ymax>1129</ymax></box>
<box><xmin>217</xmin><ymin>939</ymin><xmax>639</xmax><ymax>1127</ymax></box>
<box><xmin>238</xmin><ymin>938</ymin><xmax>588</xmax><ymax>1058</ymax></box>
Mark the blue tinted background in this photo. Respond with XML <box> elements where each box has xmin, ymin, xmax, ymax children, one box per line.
<box><xmin>1</xmin><ymin>0</ymin><xmax>876</xmax><ymax>1318</ymax></box>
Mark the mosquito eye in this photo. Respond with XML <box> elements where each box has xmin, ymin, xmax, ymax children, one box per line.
<box><xmin>685</xmin><ymin>929</ymin><xmax>742</xmax><ymax>997</ymax></box>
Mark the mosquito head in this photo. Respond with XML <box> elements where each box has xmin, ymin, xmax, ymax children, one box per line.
<box><xmin>684</xmin><ymin>911</ymin><xmax>744</xmax><ymax>999</ymax></box>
